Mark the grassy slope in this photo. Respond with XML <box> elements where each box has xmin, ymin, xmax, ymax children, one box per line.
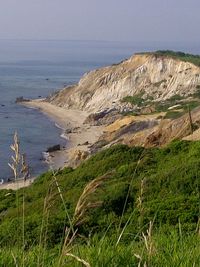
<box><xmin>142</xmin><ymin>50</ymin><xmax>200</xmax><ymax>67</ymax></box>
<box><xmin>0</xmin><ymin>140</ymin><xmax>200</xmax><ymax>265</ymax></box>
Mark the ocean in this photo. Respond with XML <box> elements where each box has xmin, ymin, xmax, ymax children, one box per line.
<box><xmin>0</xmin><ymin>39</ymin><xmax>199</xmax><ymax>180</ymax></box>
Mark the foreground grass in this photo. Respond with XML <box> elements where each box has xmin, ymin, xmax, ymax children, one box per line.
<box><xmin>0</xmin><ymin>140</ymin><xmax>200</xmax><ymax>266</ymax></box>
<box><xmin>0</xmin><ymin>232</ymin><xmax>199</xmax><ymax>266</ymax></box>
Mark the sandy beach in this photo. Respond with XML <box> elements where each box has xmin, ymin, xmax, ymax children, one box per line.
<box><xmin>23</xmin><ymin>99</ymin><xmax>88</xmax><ymax>128</ymax></box>
<box><xmin>0</xmin><ymin>177</ymin><xmax>36</xmax><ymax>190</ymax></box>
<box><xmin>23</xmin><ymin>99</ymin><xmax>104</xmax><ymax>170</ymax></box>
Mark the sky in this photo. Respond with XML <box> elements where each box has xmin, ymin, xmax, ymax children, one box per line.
<box><xmin>0</xmin><ymin>0</ymin><xmax>199</xmax><ymax>43</ymax></box>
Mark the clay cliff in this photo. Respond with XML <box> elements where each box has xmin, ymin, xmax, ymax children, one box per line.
<box><xmin>47</xmin><ymin>52</ymin><xmax>200</xmax><ymax>113</ymax></box>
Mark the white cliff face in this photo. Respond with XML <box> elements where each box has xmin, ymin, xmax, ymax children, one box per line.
<box><xmin>48</xmin><ymin>54</ymin><xmax>200</xmax><ymax>113</ymax></box>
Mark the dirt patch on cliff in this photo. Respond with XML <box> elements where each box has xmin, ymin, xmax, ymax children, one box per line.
<box><xmin>93</xmin><ymin>107</ymin><xmax>200</xmax><ymax>150</ymax></box>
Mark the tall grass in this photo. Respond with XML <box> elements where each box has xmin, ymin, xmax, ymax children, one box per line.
<box><xmin>7</xmin><ymin>133</ymin><xmax>30</xmax><ymax>267</ymax></box>
<box><xmin>0</xmin><ymin>231</ymin><xmax>199</xmax><ymax>266</ymax></box>
<box><xmin>1</xmin><ymin>140</ymin><xmax>200</xmax><ymax>266</ymax></box>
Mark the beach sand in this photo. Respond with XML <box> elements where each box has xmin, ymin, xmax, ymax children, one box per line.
<box><xmin>23</xmin><ymin>99</ymin><xmax>88</xmax><ymax>128</ymax></box>
<box><xmin>23</xmin><ymin>99</ymin><xmax>104</xmax><ymax>170</ymax></box>
<box><xmin>0</xmin><ymin>177</ymin><xmax>36</xmax><ymax>190</ymax></box>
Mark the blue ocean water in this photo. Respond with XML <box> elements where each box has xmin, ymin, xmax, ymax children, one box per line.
<box><xmin>0</xmin><ymin>40</ymin><xmax>199</xmax><ymax>179</ymax></box>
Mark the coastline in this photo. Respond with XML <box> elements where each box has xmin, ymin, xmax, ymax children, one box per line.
<box><xmin>0</xmin><ymin>177</ymin><xmax>36</xmax><ymax>190</ymax></box>
<box><xmin>22</xmin><ymin>99</ymin><xmax>89</xmax><ymax>129</ymax></box>
<box><xmin>22</xmin><ymin>99</ymin><xmax>104</xmax><ymax>170</ymax></box>
<box><xmin>0</xmin><ymin>99</ymin><xmax>104</xmax><ymax>191</ymax></box>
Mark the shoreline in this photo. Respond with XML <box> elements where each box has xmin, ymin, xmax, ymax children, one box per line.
<box><xmin>22</xmin><ymin>99</ymin><xmax>104</xmax><ymax>170</ymax></box>
<box><xmin>0</xmin><ymin>177</ymin><xmax>36</xmax><ymax>190</ymax></box>
<box><xmin>22</xmin><ymin>99</ymin><xmax>89</xmax><ymax>129</ymax></box>
<box><xmin>0</xmin><ymin>99</ymin><xmax>104</xmax><ymax>190</ymax></box>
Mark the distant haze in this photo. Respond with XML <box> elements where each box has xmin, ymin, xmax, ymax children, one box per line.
<box><xmin>0</xmin><ymin>0</ymin><xmax>199</xmax><ymax>44</ymax></box>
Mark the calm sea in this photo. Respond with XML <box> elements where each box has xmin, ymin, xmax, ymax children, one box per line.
<box><xmin>0</xmin><ymin>40</ymin><xmax>199</xmax><ymax>180</ymax></box>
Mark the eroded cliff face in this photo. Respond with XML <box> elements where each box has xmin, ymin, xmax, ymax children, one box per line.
<box><xmin>48</xmin><ymin>53</ymin><xmax>200</xmax><ymax>113</ymax></box>
<box><xmin>88</xmin><ymin>106</ymin><xmax>200</xmax><ymax>154</ymax></box>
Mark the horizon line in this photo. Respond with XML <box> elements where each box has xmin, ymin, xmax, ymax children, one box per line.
<box><xmin>0</xmin><ymin>38</ymin><xmax>199</xmax><ymax>45</ymax></box>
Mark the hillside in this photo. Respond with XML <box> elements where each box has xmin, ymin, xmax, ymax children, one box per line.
<box><xmin>47</xmin><ymin>51</ymin><xmax>200</xmax><ymax>113</ymax></box>
<box><xmin>0</xmin><ymin>140</ymin><xmax>200</xmax><ymax>265</ymax></box>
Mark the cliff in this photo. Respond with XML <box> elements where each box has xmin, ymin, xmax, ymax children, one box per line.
<box><xmin>47</xmin><ymin>52</ymin><xmax>200</xmax><ymax>113</ymax></box>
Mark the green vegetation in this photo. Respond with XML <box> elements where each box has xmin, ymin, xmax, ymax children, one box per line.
<box><xmin>121</xmin><ymin>92</ymin><xmax>200</xmax><ymax>118</ymax></box>
<box><xmin>168</xmin><ymin>94</ymin><xmax>184</xmax><ymax>102</ymax></box>
<box><xmin>154</xmin><ymin>94</ymin><xmax>200</xmax><ymax>118</ymax></box>
<box><xmin>154</xmin><ymin>94</ymin><xmax>183</xmax><ymax>112</ymax></box>
<box><xmin>121</xmin><ymin>93</ymin><xmax>144</xmax><ymax>106</ymax></box>
<box><xmin>121</xmin><ymin>93</ymin><xmax>155</xmax><ymax>111</ymax></box>
<box><xmin>163</xmin><ymin>110</ymin><xmax>185</xmax><ymax>119</ymax></box>
<box><xmin>142</xmin><ymin>50</ymin><xmax>200</xmax><ymax>67</ymax></box>
<box><xmin>0</xmin><ymin>140</ymin><xmax>200</xmax><ymax>265</ymax></box>
<box><xmin>0</xmin><ymin>233</ymin><xmax>199</xmax><ymax>266</ymax></box>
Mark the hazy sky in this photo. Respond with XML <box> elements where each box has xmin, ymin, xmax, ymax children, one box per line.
<box><xmin>0</xmin><ymin>0</ymin><xmax>199</xmax><ymax>43</ymax></box>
